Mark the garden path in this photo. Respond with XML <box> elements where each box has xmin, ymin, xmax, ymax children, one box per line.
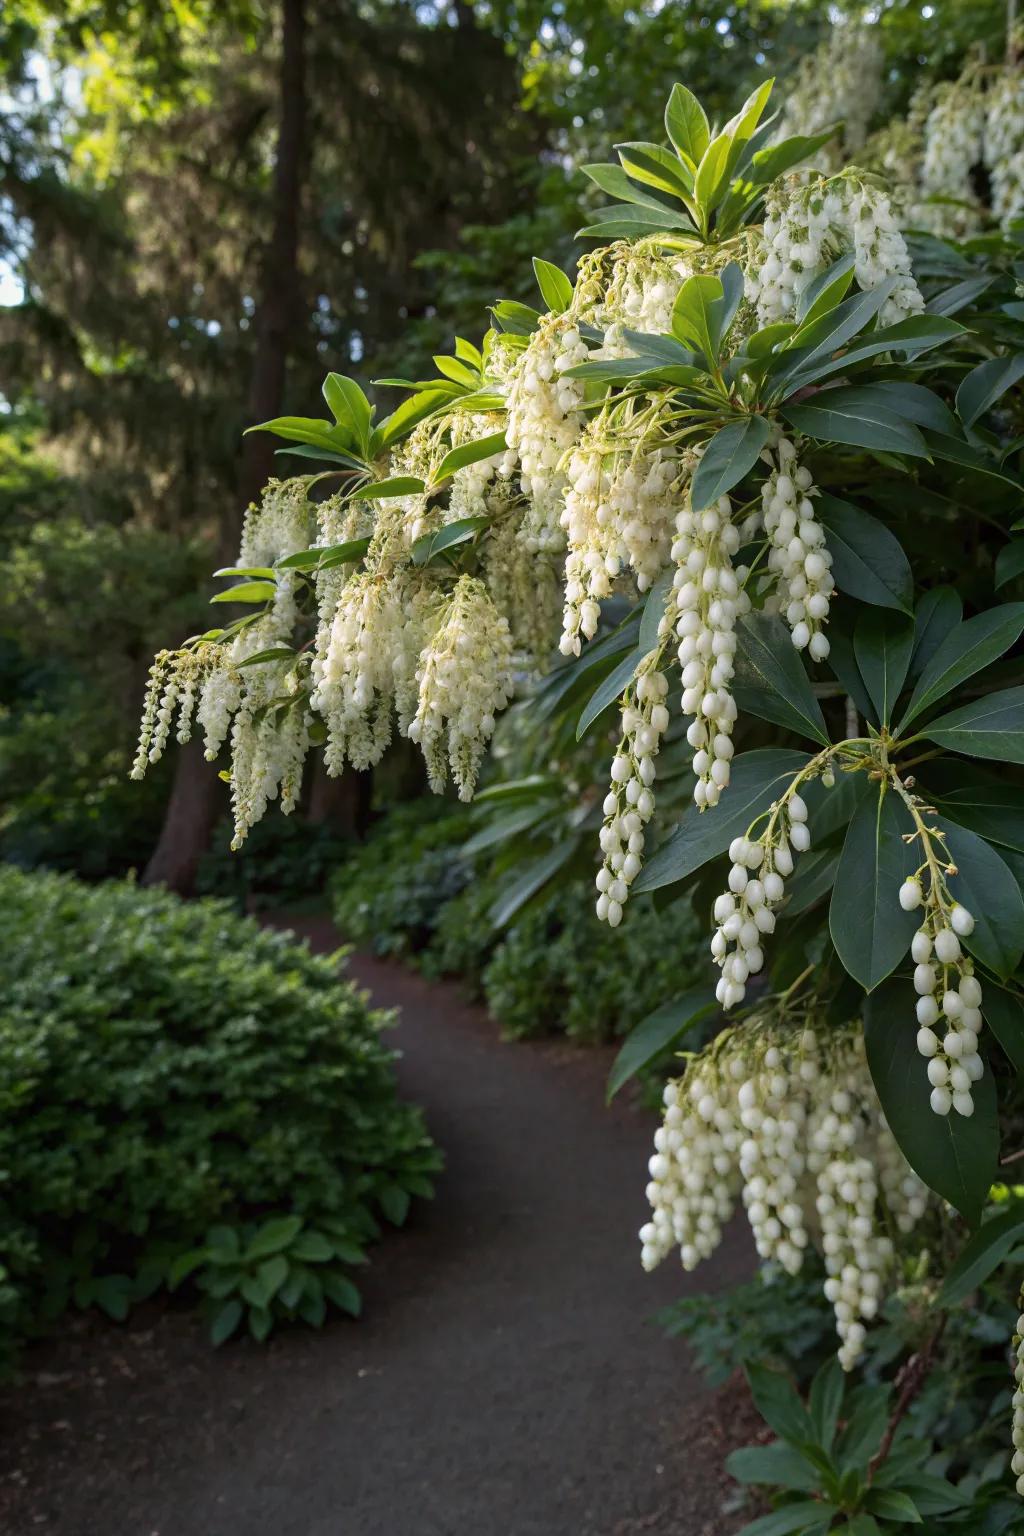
<box><xmin>0</xmin><ymin>915</ymin><xmax>754</xmax><ymax>1536</ymax></box>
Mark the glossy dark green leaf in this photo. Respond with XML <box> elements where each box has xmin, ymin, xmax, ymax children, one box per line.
<box><xmin>808</xmin><ymin>1357</ymin><xmax>844</xmax><ymax>1452</ymax></box>
<box><xmin>411</xmin><ymin>515</ymin><xmax>490</xmax><ymax>566</ymax></box>
<box><xmin>829</xmin><ymin>788</ymin><xmax>918</xmax><ymax>990</ymax></box>
<box><xmin>576</xmin><ymin>645</ymin><xmax>645</xmax><ymax>740</ymax></box>
<box><xmin>923</xmin><ymin>430</ymin><xmax>1024</xmax><ymax>490</ymax></box>
<box><xmin>996</xmin><ymin>541</ymin><xmax>1024</xmax><ymax>589</ymax></box>
<box><xmin>606</xmin><ymin>986</ymin><xmax>718</xmax><ymax>1100</ymax></box>
<box><xmin>926</xmin><ymin>273</ymin><xmax>994</xmax><ymax>316</ymax></box>
<box><xmin>942</xmin><ymin>822</ymin><xmax>1024</xmax><ymax>979</ymax></box>
<box><xmin>690</xmin><ymin>415</ymin><xmax>772</xmax><ymax>510</ymax></box>
<box><xmin>909</xmin><ymin>587</ymin><xmax>963</xmax><ymax>679</ymax></box>
<box><xmin>639</xmin><ymin>571</ymin><xmax>675</xmax><ymax>653</ymax></box>
<box><xmin>923</xmin><ymin>761</ymin><xmax>1024</xmax><ymax>853</ymax></box>
<box><xmin>982</xmin><ymin>983</ymin><xmax>1024</xmax><ymax>1073</ymax></box>
<box><xmin>853</xmin><ymin>609</ymin><xmax>914</xmax><ymax>725</ymax></box>
<box><xmin>865</xmin><ymin>979</ymin><xmax>998</xmax><ymax>1224</ymax></box>
<box><xmin>532</xmin><ymin>256</ymin><xmax>574</xmax><ymax>314</ymax></box>
<box><xmin>816</xmin><ymin>495</ymin><xmax>913</xmax><ymax>614</ymax></box>
<box><xmin>899</xmin><ymin>605</ymin><xmax>1024</xmax><ymax>730</ymax></box>
<box><xmin>956</xmin><ymin>353</ymin><xmax>1024</xmax><ymax>429</ymax></box>
<box><xmin>488</xmin><ymin>840</ymin><xmax>579</xmax><ymax>929</ymax></box>
<box><xmin>733</xmin><ymin>611</ymin><xmax>830</xmax><ymax>743</ymax></box>
<box><xmin>726</xmin><ymin>1444</ymin><xmax>820</xmax><ymax>1492</ymax></box>
<box><xmin>745</xmin><ymin>1362</ymin><xmax>814</xmax><ymax>1444</ymax></box>
<box><xmin>795</xmin><ymin>255</ymin><xmax>855</xmax><ymax>325</ymax></box>
<box><xmin>634</xmin><ymin>750</ymin><xmax>811</xmax><ymax>895</ymax></box>
<box><xmin>781</xmin><ymin>386</ymin><xmax>928</xmax><ymax>457</ymax></box>
<box><xmin>922</xmin><ymin>686</ymin><xmax>1024</xmax><ymax>764</ymax></box>
<box><xmin>210</xmin><ymin>1299</ymin><xmax>243</xmax><ymax>1346</ymax></box>
<box><xmin>734</xmin><ymin>1505</ymin><xmax>837</xmax><ymax>1536</ymax></box>
<box><xmin>940</xmin><ymin>1202</ymin><xmax>1024</xmax><ymax>1305</ymax></box>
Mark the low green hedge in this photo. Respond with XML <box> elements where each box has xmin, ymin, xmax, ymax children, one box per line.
<box><xmin>0</xmin><ymin>866</ymin><xmax>441</xmax><ymax>1367</ymax></box>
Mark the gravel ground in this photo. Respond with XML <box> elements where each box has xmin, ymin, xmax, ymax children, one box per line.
<box><xmin>0</xmin><ymin>916</ymin><xmax>757</xmax><ymax>1536</ymax></box>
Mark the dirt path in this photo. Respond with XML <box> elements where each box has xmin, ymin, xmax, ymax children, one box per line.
<box><xmin>0</xmin><ymin>917</ymin><xmax>755</xmax><ymax>1536</ymax></box>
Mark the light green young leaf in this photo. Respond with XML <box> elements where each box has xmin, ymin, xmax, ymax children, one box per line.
<box><xmin>532</xmin><ymin>257</ymin><xmax>575</xmax><ymax>314</ymax></box>
<box><xmin>665</xmin><ymin>83</ymin><xmax>710</xmax><ymax>166</ymax></box>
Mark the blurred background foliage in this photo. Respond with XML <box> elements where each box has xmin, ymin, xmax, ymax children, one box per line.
<box><xmin>0</xmin><ymin>0</ymin><xmax>1009</xmax><ymax>892</ymax></box>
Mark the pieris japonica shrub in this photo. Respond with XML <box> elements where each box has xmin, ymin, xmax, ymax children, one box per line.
<box><xmin>0</xmin><ymin>866</ymin><xmax>440</xmax><ymax>1362</ymax></box>
<box><xmin>135</xmin><ymin>59</ymin><xmax>1024</xmax><ymax>1513</ymax></box>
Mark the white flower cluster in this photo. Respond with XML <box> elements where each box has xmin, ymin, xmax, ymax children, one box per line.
<box><xmin>670</xmin><ymin>493</ymin><xmax>747</xmax><ymax>808</ymax></box>
<box><xmin>595</xmin><ymin>655</ymin><xmax>669</xmax><ymax>925</ymax></box>
<box><xmin>913</xmin><ymin>80</ymin><xmax>985</xmax><ymax>239</ymax></box>
<box><xmin>1012</xmin><ymin>1309</ymin><xmax>1024</xmax><ymax>1494</ymax></box>
<box><xmin>774</xmin><ymin>24</ymin><xmax>883</xmax><ymax>160</ymax></box>
<box><xmin>559</xmin><ymin>409</ymin><xmax>682</xmax><ymax>656</ymax></box>
<box><xmin>985</xmin><ymin>71</ymin><xmax>1024</xmax><ymax>230</ymax></box>
<box><xmin>504</xmin><ymin>314</ymin><xmax>588</xmax><ymax>551</ymax></box>
<box><xmin>760</xmin><ymin>438</ymin><xmax>833</xmax><ymax>660</ymax></box>
<box><xmin>747</xmin><ymin>175</ymin><xmax>923</xmax><ymax>328</ymax></box>
<box><xmin>409</xmin><ymin>575</ymin><xmax>514</xmax><ymax>800</ymax></box>
<box><xmin>710</xmin><ymin>791</ymin><xmax>812</xmax><ymax>1009</ymax></box>
<box><xmin>597</xmin><ymin>245</ymin><xmax>695</xmax><ymax>349</ymax></box>
<box><xmin>640</xmin><ymin>1015</ymin><xmax>930</xmax><ymax>1367</ymax></box>
<box><xmin>898</xmin><ymin>866</ymin><xmax>982</xmax><ymax>1117</ymax></box>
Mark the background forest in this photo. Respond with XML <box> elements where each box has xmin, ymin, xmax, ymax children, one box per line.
<box><xmin>0</xmin><ymin>0</ymin><xmax>1003</xmax><ymax>894</ymax></box>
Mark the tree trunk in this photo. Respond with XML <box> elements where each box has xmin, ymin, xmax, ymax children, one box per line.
<box><xmin>144</xmin><ymin>0</ymin><xmax>308</xmax><ymax>893</ymax></box>
<box><xmin>307</xmin><ymin>762</ymin><xmax>373</xmax><ymax>838</ymax></box>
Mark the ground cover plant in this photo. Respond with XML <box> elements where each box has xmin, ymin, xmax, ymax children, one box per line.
<box><xmin>133</xmin><ymin>15</ymin><xmax>1024</xmax><ymax>1527</ymax></box>
<box><xmin>0</xmin><ymin>865</ymin><xmax>441</xmax><ymax>1369</ymax></box>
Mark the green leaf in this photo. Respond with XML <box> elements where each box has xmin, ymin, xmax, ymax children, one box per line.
<box><xmin>576</xmin><ymin>646</ymin><xmax>646</xmax><ymax>740</ymax></box>
<box><xmin>926</xmin><ymin>273</ymin><xmax>994</xmax><ymax>316</ymax></box>
<box><xmin>210</xmin><ymin>580</ymin><xmax>276</xmax><ymax>605</ymax></box>
<box><xmin>377</xmin><ymin>387</ymin><xmax>453</xmax><ymax>451</ymax></box>
<box><xmin>816</xmin><ymin>496</ymin><xmax>913</xmax><ymax>614</ymax></box>
<box><xmin>411</xmin><ymin>515</ymin><xmax>490</xmax><ymax>566</ymax></box>
<box><xmin>488</xmin><ymin>840</ymin><xmax>579</xmax><ymax>929</ymax></box>
<box><xmin>432</xmin><ymin>431</ymin><xmax>507</xmax><ymax>486</ymax></box>
<box><xmin>617</xmin><ymin>141</ymin><xmax>694</xmax><ymax>201</ymax></box>
<box><xmin>290</xmin><ymin>1232</ymin><xmax>334</xmax><ymax>1263</ymax></box>
<box><xmin>322</xmin><ymin>373</ymin><xmax>373</xmax><ymax>451</ymax></box>
<box><xmin>923</xmin><ymin>430</ymin><xmax>1024</xmax><ymax>491</ymax></box>
<box><xmin>782</xmin><ymin>320</ymin><xmax>965</xmax><ymax>396</ymax></box>
<box><xmin>246</xmin><ymin>1215</ymin><xmax>304</xmax><ymax>1259</ymax></box>
<box><xmin>236</xmin><ymin>646</ymin><xmax>296</xmax><ymax>669</ymax></box>
<box><xmin>772</xmin><ymin>284</ymin><xmax>894</xmax><ymax>385</ymax></box>
<box><xmin>248</xmin><ymin>1304</ymin><xmax>273</xmax><ymax>1342</ymax></box>
<box><xmin>922</xmin><ymin>685</ymin><xmax>1024</xmax><ymax>763</ymax></box>
<box><xmin>726</xmin><ymin>1443</ymin><xmax>820</xmax><ymax>1491</ymax></box>
<box><xmin>956</xmin><ymin>353</ymin><xmax>1024</xmax><ymax>429</ymax></box>
<box><xmin>808</xmin><ymin>1357</ymin><xmax>844</xmax><ymax>1452</ymax></box>
<box><xmin>213</xmin><ymin>565</ymin><xmax>276</xmax><ymax>580</ymax></box>
<box><xmin>665</xmin><ymin>83</ymin><xmax>710</xmax><ymax>166</ymax></box>
<box><xmin>910</xmin><ymin>587</ymin><xmax>963</xmax><ymax>679</ymax></box>
<box><xmin>735</xmin><ymin>1505</ymin><xmax>837</xmax><ymax>1536</ymax></box>
<box><xmin>899</xmin><ymin>605</ymin><xmax>1024</xmax><ymax>730</ymax></box>
<box><xmin>942</xmin><ymin>822</ymin><xmax>1024</xmax><ymax>978</ymax></box>
<box><xmin>210</xmin><ymin>1299</ymin><xmax>243</xmax><ymax>1346</ymax></box>
<box><xmin>940</xmin><ymin>1201</ymin><xmax>1024</xmax><ymax>1306</ymax></box>
<box><xmin>795</xmin><ymin>254</ymin><xmax>856</xmax><ymax>325</ymax></box>
<box><xmin>923</xmin><ymin>761</ymin><xmax>1024</xmax><ymax>853</ymax></box>
<box><xmin>745</xmin><ymin>1362</ymin><xmax>814</xmax><ymax>1444</ymax></box>
<box><xmin>746</xmin><ymin>126</ymin><xmax>837</xmax><ymax>187</ymax></box>
<box><xmin>982</xmin><ymin>983</ymin><xmax>1024</xmax><ymax>1073</ymax></box>
<box><xmin>639</xmin><ymin>571</ymin><xmax>674</xmax><ymax>653</ymax></box>
<box><xmin>996</xmin><ymin>541</ymin><xmax>1024</xmax><ymax>590</ymax></box>
<box><xmin>576</xmin><ymin>203</ymin><xmax>696</xmax><ymax>239</ymax></box>
<box><xmin>690</xmin><ymin>416</ymin><xmax>772</xmax><ymax>510</ymax></box>
<box><xmin>462</xmin><ymin>803</ymin><xmax>553</xmax><ymax>855</ymax></box>
<box><xmin>606</xmin><ymin>986</ymin><xmax>718</xmax><ymax>1101</ymax></box>
<box><xmin>865</xmin><ymin>979</ymin><xmax>999</xmax><ymax>1224</ymax></box>
<box><xmin>732</xmin><ymin>611</ymin><xmax>830</xmax><ymax>744</ymax></box>
<box><xmin>830</xmin><ymin>787</ymin><xmax>919</xmax><ymax>990</ymax></box>
<box><xmin>693</xmin><ymin>129</ymin><xmax>734</xmax><ymax>220</ymax></box>
<box><xmin>581</xmin><ymin>162</ymin><xmax>683</xmax><ymax>214</ymax></box>
<box><xmin>671</xmin><ymin>272</ymin><xmax>725</xmax><ymax>362</ymax></box>
<box><xmin>349</xmin><ymin>475</ymin><xmax>424</xmax><ymax>502</ymax></box>
<box><xmin>245</xmin><ymin>414</ymin><xmax>348</xmax><ymax>451</ymax></box>
<box><xmin>853</xmin><ymin>609</ymin><xmax>914</xmax><ymax>726</ymax></box>
<box><xmin>314</xmin><ymin>537</ymin><xmax>372</xmax><ymax>571</ymax></box>
<box><xmin>864</xmin><ymin>1490</ymin><xmax>922</xmax><ymax>1524</ymax></box>
<box><xmin>533</xmin><ymin>257</ymin><xmax>574</xmax><ymax>314</ymax></box>
<box><xmin>634</xmin><ymin>750</ymin><xmax>811</xmax><ymax>895</ymax></box>
<box><xmin>322</xmin><ymin>1272</ymin><xmax>362</xmax><ymax>1316</ymax></box>
<box><xmin>781</xmin><ymin>386</ymin><xmax>928</xmax><ymax>457</ymax></box>
<box><xmin>378</xmin><ymin>1184</ymin><xmax>411</xmax><ymax>1226</ymax></box>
